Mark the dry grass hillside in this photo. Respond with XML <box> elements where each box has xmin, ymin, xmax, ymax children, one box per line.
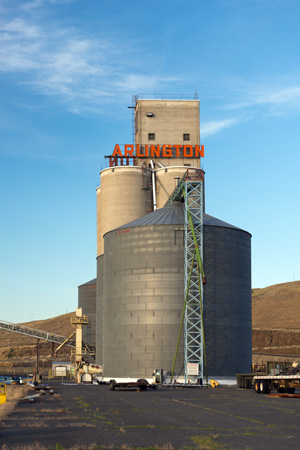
<box><xmin>252</xmin><ymin>280</ymin><xmax>300</xmax><ymax>330</ymax></box>
<box><xmin>0</xmin><ymin>312</ymin><xmax>76</xmax><ymax>374</ymax></box>
<box><xmin>252</xmin><ymin>280</ymin><xmax>300</xmax><ymax>362</ymax></box>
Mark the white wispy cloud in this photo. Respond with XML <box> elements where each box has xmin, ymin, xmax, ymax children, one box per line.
<box><xmin>228</xmin><ymin>84</ymin><xmax>300</xmax><ymax>111</ymax></box>
<box><xmin>0</xmin><ymin>17</ymin><xmax>112</xmax><ymax>106</ymax></box>
<box><xmin>21</xmin><ymin>0</ymin><xmax>75</xmax><ymax>11</ymax></box>
<box><xmin>0</xmin><ymin>11</ymin><xmax>175</xmax><ymax>114</ymax></box>
<box><xmin>2</xmin><ymin>3</ymin><xmax>300</xmax><ymax>136</ymax></box>
<box><xmin>201</xmin><ymin>118</ymin><xmax>240</xmax><ymax>137</ymax></box>
<box><xmin>202</xmin><ymin>81</ymin><xmax>300</xmax><ymax>137</ymax></box>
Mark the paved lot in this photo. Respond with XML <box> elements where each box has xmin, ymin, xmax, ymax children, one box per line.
<box><xmin>1</xmin><ymin>382</ymin><xmax>300</xmax><ymax>450</ymax></box>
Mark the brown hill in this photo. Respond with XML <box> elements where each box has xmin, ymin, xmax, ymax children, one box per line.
<box><xmin>252</xmin><ymin>280</ymin><xmax>300</xmax><ymax>330</ymax></box>
<box><xmin>0</xmin><ymin>312</ymin><xmax>76</xmax><ymax>374</ymax></box>
<box><xmin>252</xmin><ymin>280</ymin><xmax>300</xmax><ymax>362</ymax></box>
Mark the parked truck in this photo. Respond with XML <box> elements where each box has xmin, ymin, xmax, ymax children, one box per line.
<box><xmin>237</xmin><ymin>362</ymin><xmax>300</xmax><ymax>394</ymax></box>
<box><xmin>253</xmin><ymin>374</ymin><xmax>300</xmax><ymax>394</ymax></box>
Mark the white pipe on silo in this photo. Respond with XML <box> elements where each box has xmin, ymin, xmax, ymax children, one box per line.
<box><xmin>150</xmin><ymin>160</ymin><xmax>157</xmax><ymax>211</ymax></box>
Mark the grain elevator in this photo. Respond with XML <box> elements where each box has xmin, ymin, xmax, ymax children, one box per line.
<box><xmin>78</xmin><ymin>96</ymin><xmax>252</xmax><ymax>382</ymax></box>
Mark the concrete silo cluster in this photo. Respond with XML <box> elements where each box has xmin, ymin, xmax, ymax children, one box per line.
<box><xmin>78</xmin><ymin>98</ymin><xmax>252</xmax><ymax>382</ymax></box>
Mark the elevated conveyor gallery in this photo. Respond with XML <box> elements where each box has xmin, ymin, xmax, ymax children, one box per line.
<box><xmin>0</xmin><ymin>320</ymin><xmax>95</xmax><ymax>356</ymax></box>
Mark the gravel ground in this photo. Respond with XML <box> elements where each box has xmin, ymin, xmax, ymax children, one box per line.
<box><xmin>1</xmin><ymin>382</ymin><xmax>300</xmax><ymax>450</ymax></box>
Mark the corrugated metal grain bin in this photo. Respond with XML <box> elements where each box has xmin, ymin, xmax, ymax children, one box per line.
<box><xmin>96</xmin><ymin>202</ymin><xmax>251</xmax><ymax>378</ymax></box>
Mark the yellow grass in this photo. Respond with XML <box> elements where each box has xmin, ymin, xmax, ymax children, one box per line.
<box><xmin>0</xmin><ymin>384</ymin><xmax>31</xmax><ymax>421</ymax></box>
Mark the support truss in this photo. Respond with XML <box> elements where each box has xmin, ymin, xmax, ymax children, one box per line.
<box><xmin>184</xmin><ymin>179</ymin><xmax>204</xmax><ymax>383</ymax></box>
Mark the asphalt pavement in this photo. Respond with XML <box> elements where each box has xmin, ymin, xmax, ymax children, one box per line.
<box><xmin>1</xmin><ymin>381</ymin><xmax>300</xmax><ymax>450</ymax></box>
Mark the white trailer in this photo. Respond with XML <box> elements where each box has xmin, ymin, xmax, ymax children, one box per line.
<box><xmin>253</xmin><ymin>374</ymin><xmax>300</xmax><ymax>394</ymax></box>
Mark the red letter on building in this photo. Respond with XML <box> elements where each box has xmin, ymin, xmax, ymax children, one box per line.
<box><xmin>112</xmin><ymin>145</ymin><xmax>122</xmax><ymax>157</ymax></box>
<box><xmin>162</xmin><ymin>145</ymin><xmax>172</xmax><ymax>157</ymax></box>
<box><xmin>125</xmin><ymin>145</ymin><xmax>134</xmax><ymax>157</ymax></box>
<box><xmin>150</xmin><ymin>145</ymin><xmax>160</xmax><ymax>158</ymax></box>
<box><xmin>195</xmin><ymin>145</ymin><xmax>204</xmax><ymax>157</ymax></box>
<box><xmin>173</xmin><ymin>145</ymin><xmax>181</xmax><ymax>157</ymax></box>
<box><xmin>136</xmin><ymin>145</ymin><xmax>145</xmax><ymax>157</ymax></box>
<box><xmin>183</xmin><ymin>145</ymin><xmax>193</xmax><ymax>157</ymax></box>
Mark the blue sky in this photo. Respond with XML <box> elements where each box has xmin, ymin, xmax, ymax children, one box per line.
<box><xmin>1</xmin><ymin>0</ymin><xmax>300</xmax><ymax>323</ymax></box>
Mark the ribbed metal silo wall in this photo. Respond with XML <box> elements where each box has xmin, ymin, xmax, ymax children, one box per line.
<box><xmin>100</xmin><ymin>224</ymin><xmax>185</xmax><ymax>378</ymax></box>
<box><xmin>96</xmin><ymin>255</ymin><xmax>104</xmax><ymax>365</ymax></box>
<box><xmin>78</xmin><ymin>280</ymin><xmax>96</xmax><ymax>347</ymax></box>
<box><xmin>203</xmin><ymin>226</ymin><xmax>252</xmax><ymax>376</ymax></box>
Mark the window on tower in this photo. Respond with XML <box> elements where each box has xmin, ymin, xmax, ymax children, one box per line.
<box><xmin>148</xmin><ymin>133</ymin><xmax>155</xmax><ymax>140</ymax></box>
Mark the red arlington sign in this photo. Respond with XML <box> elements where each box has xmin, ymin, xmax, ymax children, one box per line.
<box><xmin>112</xmin><ymin>144</ymin><xmax>204</xmax><ymax>158</ymax></box>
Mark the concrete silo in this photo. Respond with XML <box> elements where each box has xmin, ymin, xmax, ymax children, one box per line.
<box><xmin>155</xmin><ymin>167</ymin><xmax>193</xmax><ymax>209</ymax></box>
<box><xmin>97</xmin><ymin>166</ymin><xmax>152</xmax><ymax>256</ymax></box>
